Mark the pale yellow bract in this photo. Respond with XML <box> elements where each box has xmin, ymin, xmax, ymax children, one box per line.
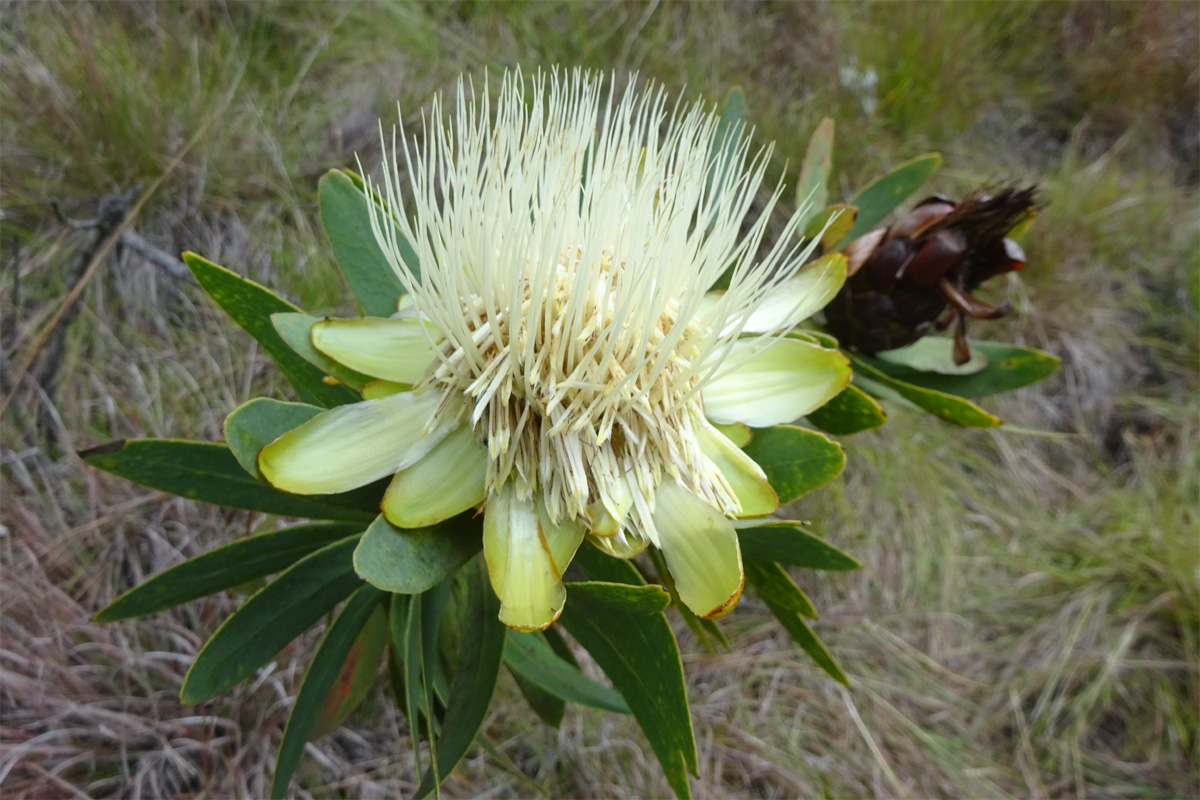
<box><xmin>259</xmin><ymin>70</ymin><xmax>851</xmax><ymax>631</ymax></box>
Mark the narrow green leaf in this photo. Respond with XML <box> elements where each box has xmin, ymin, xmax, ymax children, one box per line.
<box><xmin>504</xmin><ymin>632</ymin><xmax>630</xmax><ymax>714</ymax></box>
<box><xmin>837</xmin><ymin>153</ymin><xmax>942</xmax><ymax>248</ymax></box>
<box><xmin>387</xmin><ymin>592</ymin><xmax>426</xmax><ymax>776</ymax></box>
<box><xmin>183</xmin><ymin>252</ymin><xmax>358</xmax><ymax>408</ymax></box>
<box><xmin>510</xmin><ymin>668</ymin><xmax>566</xmax><ymax>728</ymax></box>
<box><xmin>353</xmin><ymin>514</ymin><xmax>482</xmax><ymax>595</ymax></box>
<box><xmin>707</xmin><ymin>87</ymin><xmax>745</xmax><ymax>199</ymax></box>
<box><xmin>272</xmin><ymin>312</ymin><xmax>375</xmax><ymax>390</ymax></box>
<box><xmin>415</xmin><ymin>559</ymin><xmax>506</xmax><ymax>799</ymax></box>
<box><xmin>743</xmin><ymin>558</ymin><xmax>817</xmax><ymax>618</ymax></box>
<box><xmin>94</xmin><ymin>521</ymin><xmax>363</xmax><ymax>622</ymax></box>
<box><xmin>862</xmin><ymin>340</ymin><xmax>1061</xmax><ymax>398</ymax></box>
<box><xmin>541</xmin><ymin>626</ymin><xmax>580</xmax><ymax>667</ymax></box>
<box><xmin>564</xmin><ymin>544</ymin><xmax>697</xmax><ymax>799</ymax></box>
<box><xmin>565</xmin><ymin>581</ymin><xmax>670</xmax><ymax>614</ymax></box>
<box><xmin>420</xmin><ymin>576</ymin><xmax>454</xmax><ymax>708</ymax></box>
<box><xmin>849</xmin><ymin>354</ymin><xmax>1002</xmax><ymax>427</ymax></box>
<box><xmin>805</xmin><ymin>384</ymin><xmax>887</xmax><ymax>436</ymax></box>
<box><xmin>319</xmin><ymin>169</ymin><xmax>412</xmax><ymax>317</ymax></box>
<box><xmin>741</xmin><ymin>425</ymin><xmax>846</xmax><ymax>504</ymax></box>
<box><xmin>736</xmin><ymin>521</ymin><xmax>861</xmax><ymax>571</ymax></box>
<box><xmin>706</xmin><ymin>88</ymin><xmax>746</xmax><ymax>292</ymax></box>
<box><xmin>745</xmin><ymin>560</ymin><xmax>848</xmax><ymax>686</ymax></box>
<box><xmin>271</xmin><ymin>585</ymin><xmax>385</xmax><ymax>798</ymax></box>
<box><xmin>310</xmin><ymin>604</ymin><xmax>389</xmax><ymax>740</ymax></box>
<box><xmin>181</xmin><ymin>535</ymin><xmax>364</xmax><ymax>704</ymax></box>
<box><xmin>80</xmin><ymin>439</ymin><xmax>379</xmax><ymax>523</ymax></box>
<box><xmin>795</xmin><ymin>117</ymin><xmax>834</xmax><ymax>227</ymax></box>
<box><xmin>407</xmin><ymin>593</ymin><xmax>438</xmax><ymax>744</ymax></box>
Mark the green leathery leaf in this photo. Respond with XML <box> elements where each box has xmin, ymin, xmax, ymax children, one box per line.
<box><xmin>395</xmin><ymin>593</ymin><xmax>431</xmax><ymax>736</ymax></box>
<box><xmin>743</xmin><ymin>558</ymin><xmax>817</xmax><ymax>618</ymax></box>
<box><xmin>541</xmin><ymin>625</ymin><xmax>580</xmax><ymax>667</ymax></box>
<box><xmin>94</xmin><ymin>521</ymin><xmax>364</xmax><ymax>622</ymax></box>
<box><xmin>223</xmin><ymin>398</ymin><xmax>390</xmax><ymax>511</ymax></box>
<box><xmin>804</xmin><ymin>203</ymin><xmax>857</xmax><ymax>250</ymax></box>
<box><xmin>420</xmin><ymin>577</ymin><xmax>454</xmax><ymax>709</ymax></box>
<box><xmin>741</xmin><ymin>425</ymin><xmax>846</xmax><ymax>504</ymax></box>
<box><xmin>310</xmin><ymin>603</ymin><xmax>389</xmax><ymax>740</ymax></box>
<box><xmin>705</xmin><ymin>88</ymin><xmax>746</xmax><ymax>292</ymax></box>
<box><xmin>795</xmin><ymin>117</ymin><xmax>834</xmax><ymax>228</ymax></box>
<box><xmin>862</xmin><ymin>340</ymin><xmax>1061</xmax><ymax>398</ymax></box>
<box><xmin>353</xmin><ymin>514</ymin><xmax>481</xmax><ymax>595</ymax></box>
<box><xmin>805</xmin><ymin>384</ymin><xmax>887</xmax><ymax>436</ymax></box>
<box><xmin>735</xmin><ymin>521</ymin><xmax>861</xmax><ymax>571</ymax></box>
<box><xmin>849</xmin><ymin>354</ymin><xmax>1002</xmax><ymax>427</ymax></box>
<box><xmin>837</xmin><ymin>153</ymin><xmax>942</xmax><ymax>248</ymax></box>
<box><xmin>877</xmin><ymin>336</ymin><xmax>989</xmax><ymax>375</ymax></box>
<box><xmin>272</xmin><ymin>312</ymin><xmax>375</xmax><ymax>390</ymax></box>
<box><xmin>565</xmin><ymin>544</ymin><xmax>697</xmax><ymax>799</ymax></box>
<box><xmin>504</xmin><ymin>632</ymin><xmax>630</xmax><ymax>714</ymax></box>
<box><xmin>745</xmin><ymin>560</ymin><xmax>848</xmax><ymax>686</ymax></box>
<box><xmin>183</xmin><ymin>252</ymin><xmax>358</xmax><ymax>408</ymax></box>
<box><xmin>387</xmin><ymin>593</ymin><xmax>426</xmax><ymax>776</ymax></box>
<box><xmin>271</xmin><ymin>585</ymin><xmax>385</xmax><ymax>798</ymax></box>
<box><xmin>510</xmin><ymin>668</ymin><xmax>565</xmax><ymax>728</ymax></box>
<box><xmin>181</xmin><ymin>535</ymin><xmax>364</xmax><ymax>704</ymax></box>
<box><xmin>415</xmin><ymin>559</ymin><xmax>506</xmax><ymax>799</ymax></box>
<box><xmin>80</xmin><ymin>438</ymin><xmax>379</xmax><ymax>524</ymax></box>
<box><xmin>319</xmin><ymin>169</ymin><xmax>413</xmax><ymax>317</ymax></box>
<box><xmin>565</xmin><ymin>581</ymin><xmax>670</xmax><ymax>615</ymax></box>
<box><xmin>224</xmin><ymin>397</ymin><xmax>321</xmax><ymax>480</ymax></box>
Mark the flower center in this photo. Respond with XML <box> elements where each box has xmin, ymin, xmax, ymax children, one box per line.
<box><xmin>428</xmin><ymin>251</ymin><xmax>740</xmax><ymax>541</ymax></box>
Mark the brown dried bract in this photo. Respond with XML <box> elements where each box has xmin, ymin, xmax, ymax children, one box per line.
<box><xmin>823</xmin><ymin>186</ymin><xmax>1038</xmax><ymax>364</ymax></box>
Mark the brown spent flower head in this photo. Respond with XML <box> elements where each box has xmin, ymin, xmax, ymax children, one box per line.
<box><xmin>823</xmin><ymin>186</ymin><xmax>1039</xmax><ymax>364</ymax></box>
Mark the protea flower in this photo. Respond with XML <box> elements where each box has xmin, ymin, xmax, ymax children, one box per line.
<box><xmin>258</xmin><ymin>71</ymin><xmax>850</xmax><ymax>631</ymax></box>
<box><xmin>823</xmin><ymin>187</ymin><xmax>1038</xmax><ymax>364</ymax></box>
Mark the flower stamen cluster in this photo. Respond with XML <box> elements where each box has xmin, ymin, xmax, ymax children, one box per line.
<box><xmin>262</xmin><ymin>69</ymin><xmax>852</xmax><ymax>629</ymax></box>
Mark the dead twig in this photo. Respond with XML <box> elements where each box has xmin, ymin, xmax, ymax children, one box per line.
<box><xmin>117</xmin><ymin>229</ymin><xmax>192</xmax><ymax>282</ymax></box>
<box><xmin>50</xmin><ymin>198</ymin><xmax>193</xmax><ymax>282</ymax></box>
<box><xmin>33</xmin><ymin>190</ymin><xmax>137</xmax><ymax>423</ymax></box>
<box><xmin>0</xmin><ymin>121</ymin><xmax>209</xmax><ymax>422</ymax></box>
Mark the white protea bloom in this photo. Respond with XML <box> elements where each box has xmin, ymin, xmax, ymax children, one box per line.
<box><xmin>260</xmin><ymin>71</ymin><xmax>850</xmax><ymax>631</ymax></box>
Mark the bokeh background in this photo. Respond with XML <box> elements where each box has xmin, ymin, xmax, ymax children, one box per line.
<box><xmin>2</xmin><ymin>1</ymin><xmax>1196</xmax><ymax>797</ymax></box>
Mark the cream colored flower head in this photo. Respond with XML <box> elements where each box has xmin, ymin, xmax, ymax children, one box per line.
<box><xmin>260</xmin><ymin>70</ymin><xmax>850</xmax><ymax>631</ymax></box>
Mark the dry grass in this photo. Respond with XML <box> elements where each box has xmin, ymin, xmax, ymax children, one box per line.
<box><xmin>2</xmin><ymin>1</ymin><xmax>1197</xmax><ymax>797</ymax></box>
